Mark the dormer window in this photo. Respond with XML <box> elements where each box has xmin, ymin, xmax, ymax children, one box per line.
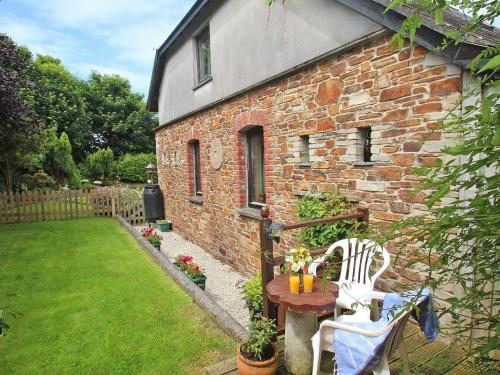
<box><xmin>196</xmin><ymin>27</ymin><xmax>211</xmax><ymax>83</ymax></box>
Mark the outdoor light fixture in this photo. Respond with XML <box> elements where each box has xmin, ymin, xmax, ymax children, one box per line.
<box><xmin>267</xmin><ymin>223</ymin><xmax>285</xmax><ymax>244</ymax></box>
<box><xmin>145</xmin><ymin>163</ymin><xmax>155</xmax><ymax>184</ymax></box>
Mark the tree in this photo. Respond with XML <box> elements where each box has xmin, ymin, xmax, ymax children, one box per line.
<box><xmin>44</xmin><ymin>131</ymin><xmax>80</xmax><ymax>187</ymax></box>
<box><xmin>86</xmin><ymin>147</ymin><xmax>114</xmax><ymax>182</ymax></box>
<box><xmin>0</xmin><ymin>34</ymin><xmax>44</xmax><ymax>192</ymax></box>
<box><xmin>31</xmin><ymin>55</ymin><xmax>91</xmax><ymax>162</ymax></box>
<box><xmin>84</xmin><ymin>72</ymin><xmax>156</xmax><ymax>157</ymax></box>
<box><xmin>385</xmin><ymin>1</ymin><xmax>499</xmax><ymax>371</ymax></box>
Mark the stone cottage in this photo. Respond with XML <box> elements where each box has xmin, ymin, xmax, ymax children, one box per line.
<box><xmin>147</xmin><ymin>0</ymin><xmax>498</xmax><ymax>286</ymax></box>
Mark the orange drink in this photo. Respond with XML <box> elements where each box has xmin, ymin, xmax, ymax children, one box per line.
<box><xmin>303</xmin><ymin>274</ymin><xmax>314</xmax><ymax>293</ymax></box>
<box><xmin>289</xmin><ymin>275</ymin><xmax>300</xmax><ymax>295</ymax></box>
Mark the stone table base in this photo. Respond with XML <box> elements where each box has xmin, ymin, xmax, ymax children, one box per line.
<box><xmin>284</xmin><ymin>310</ymin><xmax>317</xmax><ymax>375</ymax></box>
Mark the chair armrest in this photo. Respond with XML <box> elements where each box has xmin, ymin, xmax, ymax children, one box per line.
<box><xmin>362</xmin><ymin>290</ymin><xmax>387</xmax><ymax>301</ymax></box>
<box><xmin>319</xmin><ymin>319</ymin><xmax>391</xmax><ymax>338</ymax></box>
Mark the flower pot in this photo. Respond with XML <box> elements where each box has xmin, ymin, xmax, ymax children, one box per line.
<box><xmin>191</xmin><ymin>274</ymin><xmax>207</xmax><ymax>290</ymax></box>
<box><xmin>237</xmin><ymin>343</ymin><xmax>279</xmax><ymax>375</ymax></box>
<box><xmin>157</xmin><ymin>221</ymin><xmax>172</xmax><ymax>232</ymax></box>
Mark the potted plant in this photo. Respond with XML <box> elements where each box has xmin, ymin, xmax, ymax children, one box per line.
<box><xmin>156</xmin><ymin>219</ymin><xmax>172</xmax><ymax>232</ymax></box>
<box><xmin>237</xmin><ymin>272</ymin><xmax>263</xmax><ymax>322</ymax></box>
<box><xmin>147</xmin><ymin>232</ymin><xmax>162</xmax><ymax>250</ymax></box>
<box><xmin>141</xmin><ymin>226</ymin><xmax>162</xmax><ymax>250</ymax></box>
<box><xmin>174</xmin><ymin>255</ymin><xmax>207</xmax><ymax>290</ymax></box>
<box><xmin>237</xmin><ymin>315</ymin><xmax>278</xmax><ymax>375</ymax></box>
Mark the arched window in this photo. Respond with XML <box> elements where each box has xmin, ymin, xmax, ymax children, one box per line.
<box><xmin>245</xmin><ymin>127</ymin><xmax>265</xmax><ymax>207</ymax></box>
<box><xmin>233</xmin><ymin>110</ymin><xmax>270</xmax><ymax>210</ymax></box>
<box><xmin>186</xmin><ymin>139</ymin><xmax>202</xmax><ymax>197</ymax></box>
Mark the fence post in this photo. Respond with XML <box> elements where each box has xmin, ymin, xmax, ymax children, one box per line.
<box><xmin>15</xmin><ymin>191</ymin><xmax>20</xmax><ymax>223</ymax></box>
<box><xmin>259</xmin><ymin>206</ymin><xmax>277</xmax><ymax>321</ymax></box>
<box><xmin>111</xmin><ymin>188</ymin><xmax>116</xmax><ymax>217</ymax></box>
<box><xmin>40</xmin><ymin>190</ymin><xmax>45</xmax><ymax>221</ymax></box>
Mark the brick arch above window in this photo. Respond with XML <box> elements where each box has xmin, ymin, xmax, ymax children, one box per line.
<box><xmin>232</xmin><ymin>110</ymin><xmax>271</xmax><ymax>133</ymax></box>
<box><xmin>182</xmin><ymin>129</ymin><xmax>202</xmax><ymax>144</ymax></box>
<box><xmin>232</xmin><ymin>110</ymin><xmax>272</xmax><ymax>210</ymax></box>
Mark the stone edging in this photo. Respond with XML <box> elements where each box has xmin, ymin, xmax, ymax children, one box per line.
<box><xmin>115</xmin><ymin>215</ymin><xmax>248</xmax><ymax>341</ymax></box>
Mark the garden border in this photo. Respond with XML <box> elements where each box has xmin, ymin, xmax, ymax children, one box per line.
<box><xmin>115</xmin><ymin>215</ymin><xmax>248</xmax><ymax>341</ymax></box>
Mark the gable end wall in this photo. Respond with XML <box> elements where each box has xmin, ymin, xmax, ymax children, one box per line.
<box><xmin>155</xmin><ymin>34</ymin><xmax>462</xmax><ymax>290</ymax></box>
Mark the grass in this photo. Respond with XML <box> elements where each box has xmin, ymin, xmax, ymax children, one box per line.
<box><xmin>0</xmin><ymin>218</ymin><xmax>236</xmax><ymax>374</ymax></box>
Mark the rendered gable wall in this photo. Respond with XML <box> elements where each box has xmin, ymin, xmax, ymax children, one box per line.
<box><xmin>157</xmin><ymin>0</ymin><xmax>381</xmax><ymax>124</ymax></box>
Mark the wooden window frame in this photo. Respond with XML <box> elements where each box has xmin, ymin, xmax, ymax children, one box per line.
<box><xmin>196</xmin><ymin>27</ymin><xmax>211</xmax><ymax>83</ymax></box>
<box><xmin>246</xmin><ymin>127</ymin><xmax>265</xmax><ymax>208</ymax></box>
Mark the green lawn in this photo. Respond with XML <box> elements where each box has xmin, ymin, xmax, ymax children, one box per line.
<box><xmin>0</xmin><ymin>218</ymin><xmax>235</xmax><ymax>374</ymax></box>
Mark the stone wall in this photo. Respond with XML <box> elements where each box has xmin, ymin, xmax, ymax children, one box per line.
<box><xmin>155</xmin><ymin>33</ymin><xmax>461</xmax><ymax>288</ymax></box>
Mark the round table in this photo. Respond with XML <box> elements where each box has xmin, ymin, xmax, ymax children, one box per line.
<box><xmin>266</xmin><ymin>273</ymin><xmax>339</xmax><ymax>375</ymax></box>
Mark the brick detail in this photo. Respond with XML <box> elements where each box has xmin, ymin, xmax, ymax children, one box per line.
<box><xmin>232</xmin><ymin>110</ymin><xmax>272</xmax><ymax>209</ymax></box>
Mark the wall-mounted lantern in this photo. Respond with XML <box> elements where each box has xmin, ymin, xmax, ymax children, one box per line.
<box><xmin>267</xmin><ymin>223</ymin><xmax>285</xmax><ymax>244</ymax></box>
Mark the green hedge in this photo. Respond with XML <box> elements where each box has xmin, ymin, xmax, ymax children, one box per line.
<box><xmin>115</xmin><ymin>153</ymin><xmax>156</xmax><ymax>183</ymax></box>
<box><xmin>295</xmin><ymin>193</ymin><xmax>354</xmax><ymax>248</ymax></box>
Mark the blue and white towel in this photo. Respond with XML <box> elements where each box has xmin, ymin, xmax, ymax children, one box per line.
<box><xmin>333</xmin><ymin>288</ymin><xmax>439</xmax><ymax>375</ymax></box>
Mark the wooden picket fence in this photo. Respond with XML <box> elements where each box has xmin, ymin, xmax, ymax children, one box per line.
<box><xmin>0</xmin><ymin>188</ymin><xmax>145</xmax><ymax>225</ymax></box>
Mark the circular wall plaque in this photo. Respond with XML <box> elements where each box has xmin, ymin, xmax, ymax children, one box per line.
<box><xmin>210</xmin><ymin>138</ymin><xmax>224</xmax><ymax>170</ymax></box>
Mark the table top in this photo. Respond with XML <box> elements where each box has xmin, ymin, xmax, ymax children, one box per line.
<box><xmin>266</xmin><ymin>273</ymin><xmax>339</xmax><ymax>314</ymax></box>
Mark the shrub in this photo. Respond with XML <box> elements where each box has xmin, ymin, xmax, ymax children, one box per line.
<box><xmin>44</xmin><ymin>132</ymin><xmax>80</xmax><ymax>187</ymax></box>
<box><xmin>115</xmin><ymin>153</ymin><xmax>156</xmax><ymax>183</ymax></box>
<box><xmin>86</xmin><ymin>148</ymin><xmax>113</xmax><ymax>182</ymax></box>
<box><xmin>16</xmin><ymin>170</ymin><xmax>57</xmax><ymax>191</ymax></box>
<box><xmin>295</xmin><ymin>193</ymin><xmax>354</xmax><ymax>248</ymax></box>
<box><xmin>237</xmin><ymin>273</ymin><xmax>263</xmax><ymax>321</ymax></box>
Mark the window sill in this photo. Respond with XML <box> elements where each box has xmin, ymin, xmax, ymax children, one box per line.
<box><xmin>237</xmin><ymin>207</ymin><xmax>262</xmax><ymax>220</ymax></box>
<box><xmin>352</xmin><ymin>161</ymin><xmax>374</xmax><ymax>168</ymax></box>
<box><xmin>192</xmin><ymin>76</ymin><xmax>212</xmax><ymax>91</ymax></box>
<box><xmin>189</xmin><ymin>196</ymin><xmax>203</xmax><ymax>205</ymax></box>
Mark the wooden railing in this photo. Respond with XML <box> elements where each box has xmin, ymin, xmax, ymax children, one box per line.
<box><xmin>0</xmin><ymin>188</ymin><xmax>145</xmax><ymax>225</ymax></box>
<box><xmin>259</xmin><ymin>206</ymin><xmax>369</xmax><ymax>330</ymax></box>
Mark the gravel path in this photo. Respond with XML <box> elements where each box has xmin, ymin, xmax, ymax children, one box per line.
<box><xmin>137</xmin><ymin>226</ymin><xmax>250</xmax><ymax>328</ymax></box>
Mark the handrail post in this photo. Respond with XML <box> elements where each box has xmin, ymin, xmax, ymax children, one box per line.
<box><xmin>259</xmin><ymin>206</ymin><xmax>277</xmax><ymax>321</ymax></box>
<box><xmin>356</xmin><ymin>207</ymin><xmax>369</xmax><ymax>230</ymax></box>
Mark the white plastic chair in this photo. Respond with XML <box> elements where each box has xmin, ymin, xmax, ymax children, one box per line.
<box><xmin>311</xmin><ymin>291</ymin><xmax>411</xmax><ymax>375</ymax></box>
<box><xmin>308</xmin><ymin>238</ymin><xmax>390</xmax><ymax>320</ymax></box>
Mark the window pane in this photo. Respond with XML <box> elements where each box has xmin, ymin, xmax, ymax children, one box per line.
<box><xmin>192</xmin><ymin>141</ymin><xmax>202</xmax><ymax>196</ymax></box>
<box><xmin>247</xmin><ymin>128</ymin><xmax>265</xmax><ymax>206</ymax></box>
<box><xmin>197</xmin><ymin>28</ymin><xmax>211</xmax><ymax>81</ymax></box>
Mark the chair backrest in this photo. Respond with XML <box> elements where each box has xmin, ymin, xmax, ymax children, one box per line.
<box><xmin>333</xmin><ymin>238</ymin><xmax>390</xmax><ymax>287</ymax></box>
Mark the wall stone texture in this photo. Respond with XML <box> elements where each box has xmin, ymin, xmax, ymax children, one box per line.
<box><xmin>155</xmin><ymin>33</ymin><xmax>461</xmax><ymax>291</ymax></box>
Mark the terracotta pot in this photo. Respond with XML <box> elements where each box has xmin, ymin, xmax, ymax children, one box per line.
<box><xmin>236</xmin><ymin>343</ymin><xmax>279</xmax><ymax>375</ymax></box>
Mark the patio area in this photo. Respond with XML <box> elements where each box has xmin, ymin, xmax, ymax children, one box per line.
<box><xmin>206</xmin><ymin>322</ymin><xmax>471</xmax><ymax>375</ymax></box>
